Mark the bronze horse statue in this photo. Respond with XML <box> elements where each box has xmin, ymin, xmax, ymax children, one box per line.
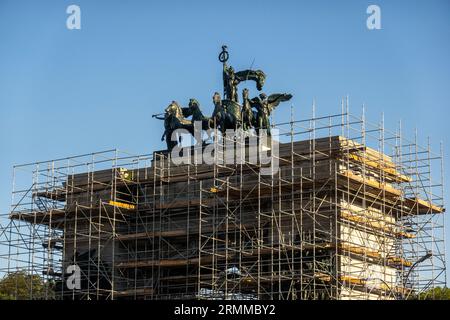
<box><xmin>187</xmin><ymin>98</ymin><xmax>214</xmax><ymax>130</ymax></box>
<box><xmin>153</xmin><ymin>101</ymin><xmax>194</xmax><ymax>150</ymax></box>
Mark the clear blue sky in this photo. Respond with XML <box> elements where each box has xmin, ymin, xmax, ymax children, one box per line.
<box><xmin>0</xmin><ymin>0</ymin><xmax>449</xmax><ymax>281</ymax></box>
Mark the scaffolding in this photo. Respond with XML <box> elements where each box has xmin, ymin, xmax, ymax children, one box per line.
<box><xmin>0</xmin><ymin>102</ymin><xmax>446</xmax><ymax>300</ymax></box>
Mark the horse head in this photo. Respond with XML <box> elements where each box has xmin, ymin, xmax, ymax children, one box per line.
<box><xmin>212</xmin><ymin>92</ymin><xmax>222</xmax><ymax>106</ymax></box>
<box><xmin>188</xmin><ymin>98</ymin><xmax>200</xmax><ymax>111</ymax></box>
<box><xmin>165</xmin><ymin>101</ymin><xmax>178</xmax><ymax>114</ymax></box>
